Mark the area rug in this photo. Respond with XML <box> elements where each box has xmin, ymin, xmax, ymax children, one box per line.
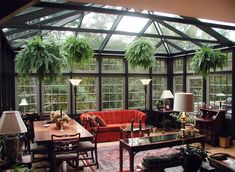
<box><xmin>82</xmin><ymin>143</ymin><xmax>179</xmax><ymax>172</ymax></box>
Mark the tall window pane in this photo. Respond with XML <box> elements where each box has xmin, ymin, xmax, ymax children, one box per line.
<box><xmin>102</xmin><ymin>77</ymin><xmax>124</xmax><ymax>109</ymax></box>
<box><xmin>173</xmin><ymin>58</ymin><xmax>183</xmax><ymax>73</ymax></box>
<box><xmin>152</xmin><ymin>76</ymin><xmax>167</xmax><ymax>109</ymax></box>
<box><xmin>77</xmin><ymin>77</ymin><xmax>97</xmax><ymax>111</ymax></box>
<box><xmin>16</xmin><ymin>77</ymin><xmax>37</xmax><ymax>113</ymax></box>
<box><xmin>129</xmin><ymin>77</ymin><xmax>145</xmax><ymax>109</ymax></box>
<box><xmin>152</xmin><ymin>59</ymin><xmax>167</xmax><ymax>74</ymax></box>
<box><xmin>43</xmin><ymin>77</ymin><xmax>68</xmax><ymax>113</ymax></box>
<box><xmin>174</xmin><ymin>75</ymin><xmax>184</xmax><ymax>93</ymax></box>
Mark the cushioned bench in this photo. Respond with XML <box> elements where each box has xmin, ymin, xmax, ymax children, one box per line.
<box><xmin>80</xmin><ymin>109</ymin><xmax>147</xmax><ymax>142</ymax></box>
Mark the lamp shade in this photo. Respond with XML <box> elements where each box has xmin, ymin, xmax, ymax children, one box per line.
<box><xmin>173</xmin><ymin>93</ymin><xmax>194</xmax><ymax>112</ymax></box>
<box><xmin>161</xmin><ymin>90</ymin><xmax>174</xmax><ymax>99</ymax></box>
<box><xmin>140</xmin><ymin>79</ymin><xmax>151</xmax><ymax>85</ymax></box>
<box><xmin>19</xmin><ymin>98</ymin><xmax>28</xmax><ymax>106</ymax></box>
<box><xmin>0</xmin><ymin>111</ymin><xmax>27</xmax><ymax>135</ymax></box>
<box><xmin>69</xmin><ymin>79</ymin><xmax>82</xmax><ymax>86</ymax></box>
<box><xmin>216</xmin><ymin>93</ymin><xmax>225</xmax><ymax>97</ymax></box>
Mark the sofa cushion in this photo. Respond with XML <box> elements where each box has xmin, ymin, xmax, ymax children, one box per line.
<box><xmin>84</xmin><ymin>113</ymin><xmax>97</xmax><ymax>127</ymax></box>
<box><xmin>94</xmin><ymin>115</ymin><xmax>106</xmax><ymax>126</ymax></box>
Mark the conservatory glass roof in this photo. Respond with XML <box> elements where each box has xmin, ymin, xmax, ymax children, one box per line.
<box><xmin>1</xmin><ymin>1</ymin><xmax>235</xmax><ymax>57</ymax></box>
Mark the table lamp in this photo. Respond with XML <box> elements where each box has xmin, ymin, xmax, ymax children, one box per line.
<box><xmin>216</xmin><ymin>93</ymin><xmax>225</xmax><ymax>110</ymax></box>
<box><xmin>160</xmin><ymin>90</ymin><xmax>174</xmax><ymax>110</ymax></box>
<box><xmin>173</xmin><ymin>93</ymin><xmax>194</xmax><ymax>135</ymax></box>
<box><xmin>19</xmin><ymin>98</ymin><xmax>28</xmax><ymax>114</ymax></box>
<box><xmin>140</xmin><ymin>79</ymin><xmax>152</xmax><ymax>111</ymax></box>
<box><xmin>69</xmin><ymin>79</ymin><xmax>82</xmax><ymax>116</ymax></box>
<box><xmin>0</xmin><ymin>111</ymin><xmax>27</xmax><ymax>163</ymax></box>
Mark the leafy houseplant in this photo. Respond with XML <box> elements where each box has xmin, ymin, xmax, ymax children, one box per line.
<box><xmin>125</xmin><ymin>38</ymin><xmax>156</xmax><ymax>69</ymax></box>
<box><xmin>16</xmin><ymin>35</ymin><xmax>65</xmax><ymax>82</ymax></box>
<box><xmin>63</xmin><ymin>35</ymin><xmax>94</xmax><ymax>72</ymax></box>
<box><xmin>191</xmin><ymin>46</ymin><xmax>228</xmax><ymax>78</ymax></box>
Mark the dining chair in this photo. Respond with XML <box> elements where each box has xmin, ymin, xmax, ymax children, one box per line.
<box><xmin>79</xmin><ymin>125</ymin><xmax>99</xmax><ymax>168</ymax></box>
<box><xmin>51</xmin><ymin>133</ymin><xmax>81</xmax><ymax>171</ymax></box>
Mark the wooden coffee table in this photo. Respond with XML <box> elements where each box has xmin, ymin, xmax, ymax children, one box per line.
<box><xmin>119</xmin><ymin>126</ymin><xmax>150</xmax><ymax>139</ymax></box>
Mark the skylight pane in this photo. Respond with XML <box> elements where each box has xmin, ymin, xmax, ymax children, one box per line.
<box><xmin>78</xmin><ymin>32</ymin><xmax>106</xmax><ymax>50</ymax></box>
<box><xmin>212</xmin><ymin>28</ymin><xmax>235</xmax><ymax>42</ymax></box>
<box><xmin>104</xmin><ymin>35</ymin><xmax>136</xmax><ymax>51</ymax></box>
<box><xmin>168</xmin><ymin>45</ymin><xmax>181</xmax><ymax>53</ymax></box>
<box><xmin>144</xmin><ymin>23</ymin><xmax>158</xmax><ymax>34</ymax></box>
<box><xmin>166</xmin><ymin>21</ymin><xmax>216</xmax><ymax>40</ymax></box>
<box><xmin>158</xmin><ymin>23</ymin><xmax>180</xmax><ymax>37</ymax></box>
<box><xmin>168</xmin><ymin>40</ymin><xmax>199</xmax><ymax>50</ymax></box>
<box><xmin>156</xmin><ymin>43</ymin><xmax>167</xmax><ymax>54</ymax></box>
<box><xmin>81</xmin><ymin>12</ymin><xmax>117</xmax><ymax>30</ymax></box>
<box><xmin>116</xmin><ymin>16</ymin><xmax>149</xmax><ymax>33</ymax></box>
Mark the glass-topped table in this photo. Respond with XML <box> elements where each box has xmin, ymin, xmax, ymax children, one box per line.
<box><xmin>119</xmin><ymin>133</ymin><xmax>205</xmax><ymax>172</ymax></box>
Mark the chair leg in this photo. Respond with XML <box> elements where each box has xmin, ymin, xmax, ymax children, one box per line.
<box><xmin>91</xmin><ymin>151</ymin><xmax>94</xmax><ymax>162</ymax></box>
<box><xmin>94</xmin><ymin>150</ymin><xmax>99</xmax><ymax>169</ymax></box>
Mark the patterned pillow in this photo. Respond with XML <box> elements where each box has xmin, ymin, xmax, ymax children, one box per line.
<box><xmin>94</xmin><ymin>115</ymin><xmax>106</xmax><ymax>126</ymax></box>
<box><xmin>84</xmin><ymin>114</ymin><xmax>97</xmax><ymax>127</ymax></box>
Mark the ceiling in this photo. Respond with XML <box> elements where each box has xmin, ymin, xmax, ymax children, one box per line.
<box><xmin>1</xmin><ymin>0</ymin><xmax>235</xmax><ymax>57</ymax></box>
<box><xmin>69</xmin><ymin>0</ymin><xmax>235</xmax><ymax>24</ymax></box>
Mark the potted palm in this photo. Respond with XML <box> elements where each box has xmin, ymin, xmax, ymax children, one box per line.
<box><xmin>191</xmin><ymin>46</ymin><xmax>228</xmax><ymax>78</ymax></box>
<box><xmin>125</xmin><ymin>38</ymin><xmax>156</xmax><ymax>69</ymax></box>
<box><xmin>63</xmin><ymin>35</ymin><xmax>94</xmax><ymax>72</ymax></box>
<box><xmin>16</xmin><ymin>35</ymin><xmax>65</xmax><ymax>82</ymax></box>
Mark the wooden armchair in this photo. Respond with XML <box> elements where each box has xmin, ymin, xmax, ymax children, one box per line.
<box><xmin>51</xmin><ymin>133</ymin><xmax>81</xmax><ymax>171</ymax></box>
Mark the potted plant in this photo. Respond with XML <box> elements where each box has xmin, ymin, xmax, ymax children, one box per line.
<box><xmin>179</xmin><ymin>144</ymin><xmax>207</xmax><ymax>172</ymax></box>
<box><xmin>16</xmin><ymin>35</ymin><xmax>65</xmax><ymax>82</ymax></box>
<box><xmin>191</xmin><ymin>46</ymin><xmax>228</xmax><ymax>78</ymax></box>
<box><xmin>125</xmin><ymin>38</ymin><xmax>156</xmax><ymax>69</ymax></box>
<box><xmin>63</xmin><ymin>35</ymin><xmax>94</xmax><ymax>72</ymax></box>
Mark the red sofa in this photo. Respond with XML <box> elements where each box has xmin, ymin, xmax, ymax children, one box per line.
<box><xmin>80</xmin><ymin>109</ymin><xmax>147</xmax><ymax>142</ymax></box>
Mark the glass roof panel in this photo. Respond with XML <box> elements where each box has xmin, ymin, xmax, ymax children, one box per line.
<box><xmin>144</xmin><ymin>23</ymin><xmax>158</xmax><ymax>34</ymax></box>
<box><xmin>212</xmin><ymin>28</ymin><xmax>235</xmax><ymax>42</ymax></box>
<box><xmin>168</xmin><ymin>45</ymin><xmax>181</xmax><ymax>53</ymax></box>
<box><xmin>43</xmin><ymin>31</ymin><xmax>75</xmax><ymax>41</ymax></box>
<box><xmin>116</xmin><ymin>16</ymin><xmax>149</xmax><ymax>33</ymax></box>
<box><xmin>139</xmin><ymin>37</ymin><xmax>161</xmax><ymax>46</ymax></box>
<box><xmin>165</xmin><ymin>21</ymin><xmax>216</xmax><ymax>40</ymax></box>
<box><xmin>157</xmin><ymin>23</ymin><xmax>180</xmax><ymax>37</ymax></box>
<box><xmin>156</xmin><ymin>43</ymin><xmax>168</xmax><ymax>54</ymax></box>
<box><xmin>168</xmin><ymin>40</ymin><xmax>199</xmax><ymax>50</ymax></box>
<box><xmin>78</xmin><ymin>32</ymin><xmax>106</xmax><ymax>50</ymax></box>
<box><xmin>81</xmin><ymin>12</ymin><xmax>117</xmax><ymax>30</ymax></box>
<box><xmin>104</xmin><ymin>34</ymin><xmax>136</xmax><ymax>51</ymax></box>
<box><xmin>16</xmin><ymin>7</ymin><xmax>42</xmax><ymax>16</ymax></box>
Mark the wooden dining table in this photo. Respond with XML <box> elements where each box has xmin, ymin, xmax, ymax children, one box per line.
<box><xmin>34</xmin><ymin>119</ymin><xmax>93</xmax><ymax>144</ymax></box>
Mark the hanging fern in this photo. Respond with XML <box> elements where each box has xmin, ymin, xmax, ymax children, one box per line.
<box><xmin>63</xmin><ymin>35</ymin><xmax>94</xmax><ymax>72</ymax></box>
<box><xmin>16</xmin><ymin>35</ymin><xmax>65</xmax><ymax>82</ymax></box>
<box><xmin>191</xmin><ymin>46</ymin><xmax>228</xmax><ymax>78</ymax></box>
<box><xmin>125</xmin><ymin>38</ymin><xmax>156</xmax><ymax>69</ymax></box>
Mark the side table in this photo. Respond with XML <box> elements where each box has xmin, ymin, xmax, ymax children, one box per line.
<box><xmin>120</xmin><ymin>127</ymin><xmax>150</xmax><ymax>139</ymax></box>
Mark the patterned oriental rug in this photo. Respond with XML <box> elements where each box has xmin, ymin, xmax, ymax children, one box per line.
<box><xmin>82</xmin><ymin>144</ymin><xmax>179</xmax><ymax>172</ymax></box>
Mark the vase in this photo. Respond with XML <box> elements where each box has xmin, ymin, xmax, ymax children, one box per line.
<box><xmin>56</xmin><ymin>121</ymin><xmax>61</xmax><ymax>129</ymax></box>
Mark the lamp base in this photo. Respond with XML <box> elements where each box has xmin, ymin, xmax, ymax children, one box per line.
<box><xmin>5</xmin><ymin>135</ymin><xmax>20</xmax><ymax>163</ymax></box>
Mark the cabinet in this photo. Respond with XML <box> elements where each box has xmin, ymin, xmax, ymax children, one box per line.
<box><xmin>195</xmin><ymin>109</ymin><xmax>225</xmax><ymax>146</ymax></box>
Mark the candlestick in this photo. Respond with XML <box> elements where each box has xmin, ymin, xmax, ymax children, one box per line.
<box><xmin>139</xmin><ymin>120</ymin><xmax>142</xmax><ymax>137</ymax></box>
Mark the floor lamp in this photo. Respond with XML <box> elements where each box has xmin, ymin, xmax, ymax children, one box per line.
<box><xmin>0</xmin><ymin>111</ymin><xmax>27</xmax><ymax>163</ymax></box>
<box><xmin>216</xmin><ymin>93</ymin><xmax>225</xmax><ymax>110</ymax></box>
<box><xmin>140</xmin><ymin>79</ymin><xmax>151</xmax><ymax>111</ymax></box>
<box><xmin>173</xmin><ymin>93</ymin><xmax>194</xmax><ymax>137</ymax></box>
<box><xmin>69</xmin><ymin>79</ymin><xmax>82</xmax><ymax>116</ymax></box>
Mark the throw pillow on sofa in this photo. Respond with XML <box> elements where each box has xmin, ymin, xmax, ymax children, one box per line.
<box><xmin>94</xmin><ymin>115</ymin><xmax>106</xmax><ymax>126</ymax></box>
<box><xmin>85</xmin><ymin>114</ymin><xmax>97</xmax><ymax>127</ymax></box>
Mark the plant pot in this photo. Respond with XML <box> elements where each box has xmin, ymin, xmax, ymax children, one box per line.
<box><xmin>183</xmin><ymin>154</ymin><xmax>202</xmax><ymax>172</ymax></box>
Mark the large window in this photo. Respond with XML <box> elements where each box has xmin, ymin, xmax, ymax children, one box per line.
<box><xmin>102</xmin><ymin>58</ymin><xmax>124</xmax><ymax>73</ymax></box>
<box><xmin>16</xmin><ymin>77</ymin><xmax>37</xmax><ymax>112</ymax></box>
<box><xmin>152</xmin><ymin>76</ymin><xmax>167</xmax><ymax>109</ymax></box>
<box><xmin>77</xmin><ymin>77</ymin><xmax>97</xmax><ymax>111</ymax></box>
<box><xmin>173</xmin><ymin>58</ymin><xmax>183</xmax><ymax>73</ymax></box>
<box><xmin>102</xmin><ymin>77</ymin><xmax>124</xmax><ymax>109</ymax></box>
<box><xmin>43</xmin><ymin>78</ymin><xmax>68</xmax><ymax>112</ymax></box>
<box><xmin>152</xmin><ymin>59</ymin><xmax>167</xmax><ymax>74</ymax></box>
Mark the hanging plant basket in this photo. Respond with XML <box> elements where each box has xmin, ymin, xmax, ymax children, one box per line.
<box><xmin>191</xmin><ymin>46</ymin><xmax>228</xmax><ymax>78</ymax></box>
<box><xmin>63</xmin><ymin>35</ymin><xmax>94</xmax><ymax>72</ymax></box>
<box><xmin>16</xmin><ymin>35</ymin><xmax>65</xmax><ymax>82</ymax></box>
<box><xmin>125</xmin><ymin>38</ymin><xmax>156</xmax><ymax>69</ymax></box>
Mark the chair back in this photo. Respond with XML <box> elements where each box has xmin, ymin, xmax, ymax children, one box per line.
<box><xmin>51</xmin><ymin>133</ymin><xmax>81</xmax><ymax>155</ymax></box>
<box><xmin>90</xmin><ymin>125</ymin><xmax>99</xmax><ymax>146</ymax></box>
